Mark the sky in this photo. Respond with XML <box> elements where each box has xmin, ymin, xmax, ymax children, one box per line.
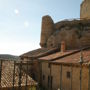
<box><xmin>0</xmin><ymin>0</ymin><xmax>82</xmax><ymax>55</ymax></box>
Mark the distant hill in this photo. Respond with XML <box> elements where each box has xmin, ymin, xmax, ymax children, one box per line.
<box><xmin>0</xmin><ymin>54</ymin><xmax>20</xmax><ymax>61</ymax></box>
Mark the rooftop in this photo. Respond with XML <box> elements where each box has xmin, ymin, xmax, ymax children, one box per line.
<box><xmin>37</xmin><ymin>46</ymin><xmax>90</xmax><ymax>66</ymax></box>
<box><xmin>20</xmin><ymin>47</ymin><xmax>59</xmax><ymax>59</ymax></box>
<box><xmin>38</xmin><ymin>50</ymin><xmax>78</xmax><ymax>61</ymax></box>
<box><xmin>1</xmin><ymin>61</ymin><xmax>37</xmax><ymax>88</ymax></box>
<box><xmin>51</xmin><ymin>48</ymin><xmax>90</xmax><ymax>66</ymax></box>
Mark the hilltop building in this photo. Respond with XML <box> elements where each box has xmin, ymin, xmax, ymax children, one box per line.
<box><xmin>20</xmin><ymin>0</ymin><xmax>90</xmax><ymax>90</ymax></box>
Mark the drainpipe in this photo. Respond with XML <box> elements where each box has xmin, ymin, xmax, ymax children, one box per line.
<box><xmin>79</xmin><ymin>50</ymin><xmax>83</xmax><ymax>90</ymax></box>
<box><xmin>88</xmin><ymin>64</ymin><xmax>90</xmax><ymax>90</ymax></box>
<box><xmin>71</xmin><ymin>64</ymin><xmax>72</xmax><ymax>90</ymax></box>
<box><xmin>50</xmin><ymin>63</ymin><xmax>52</xmax><ymax>90</ymax></box>
<box><xmin>60</xmin><ymin>64</ymin><xmax>62</xmax><ymax>90</ymax></box>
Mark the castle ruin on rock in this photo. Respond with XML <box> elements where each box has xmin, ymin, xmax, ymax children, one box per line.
<box><xmin>40</xmin><ymin>0</ymin><xmax>90</xmax><ymax>50</ymax></box>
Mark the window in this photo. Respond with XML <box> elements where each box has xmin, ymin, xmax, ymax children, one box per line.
<box><xmin>50</xmin><ymin>43</ymin><xmax>53</xmax><ymax>47</ymax></box>
<box><xmin>48</xmin><ymin>76</ymin><xmax>50</xmax><ymax>87</ymax></box>
<box><xmin>48</xmin><ymin>63</ymin><xmax>50</xmax><ymax>68</ymax></box>
<box><xmin>43</xmin><ymin>75</ymin><xmax>45</xmax><ymax>80</ymax></box>
<box><xmin>32</xmin><ymin>73</ymin><xmax>36</xmax><ymax>80</ymax></box>
<box><xmin>51</xmin><ymin>76</ymin><xmax>53</xmax><ymax>89</ymax></box>
<box><xmin>48</xmin><ymin>76</ymin><xmax>53</xmax><ymax>89</ymax></box>
<box><xmin>67</xmin><ymin>71</ymin><xmax>71</xmax><ymax>79</ymax></box>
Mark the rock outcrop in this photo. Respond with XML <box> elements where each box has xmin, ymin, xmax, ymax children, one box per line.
<box><xmin>80</xmin><ymin>0</ymin><xmax>90</xmax><ymax>19</ymax></box>
<box><xmin>40</xmin><ymin>15</ymin><xmax>90</xmax><ymax>50</ymax></box>
<box><xmin>40</xmin><ymin>15</ymin><xmax>55</xmax><ymax>47</ymax></box>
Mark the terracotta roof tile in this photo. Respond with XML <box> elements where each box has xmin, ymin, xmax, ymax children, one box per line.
<box><xmin>52</xmin><ymin>49</ymin><xmax>90</xmax><ymax>65</ymax></box>
<box><xmin>1</xmin><ymin>61</ymin><xmax>37</xmax><ymax>88</ymax></box>
<box><xmin>39</xmin><ymin>50</ymin><xmax>78</xmax><ymax>61</ymax></box>
<box><xmin>20</xmin><ymin>48</ymin><xmax>58</xmax><ymax>58</ymax></box>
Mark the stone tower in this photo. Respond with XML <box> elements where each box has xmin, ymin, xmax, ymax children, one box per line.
<box><xmin>80</xmin><ymin>0</ymin><xmax>90</xmax><ymax>19</ymax></box>
<box><xmin>40</xmin><ymin>15</ymin><xmax>55</xmax><ymax>47</ymax></box>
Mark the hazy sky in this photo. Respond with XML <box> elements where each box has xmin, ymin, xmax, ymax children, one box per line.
<box><xmin>0</xmin><ymin>0</ymin><xmax>82</xmax><ymax>55</ymax></box>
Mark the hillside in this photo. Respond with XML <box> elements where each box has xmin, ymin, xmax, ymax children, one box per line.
<box><xmin>0</xmin><ymin>54</ymin><xmax>20</xmax><ymax>61</ymax></box>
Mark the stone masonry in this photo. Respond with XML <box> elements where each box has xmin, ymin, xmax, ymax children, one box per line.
<box><xmin>40</xmin><ymin>15</ymin><xmax>90</xmax><ymax>50</ymax></box>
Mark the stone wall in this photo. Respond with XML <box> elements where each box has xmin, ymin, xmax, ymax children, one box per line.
<box><xmin>51</xmin><ymin>64</ymin><xmax>89</xmax><ymax>90</ymax></box>
<box><xmin>61</xmin><ymin>66</ymin><xmax>71</xmax><ymax>90</ymax></box>
<box><xmin>51</xmin><ymin>65</ymin><xmax>60</xmax><ymax>90</ymax></box>
<box><xmin>41</xmin><ymin>62</ymin><xmax>51</xmax><ymax>89</ymax></box>
<box><xmin>41</xmin><ymin>63</ymin><xmax>89</xmax><ymax>90</ymax></box>
<box><xmin>80</xmin><ymin>0</ymin><xmax>90</xmax><ymax>19</ymax></box>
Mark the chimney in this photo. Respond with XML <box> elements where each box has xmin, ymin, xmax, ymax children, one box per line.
<box><xmin>61</xmin><ymin>41</ymin><xmax>66</xmax><ymax>52</ymax></box>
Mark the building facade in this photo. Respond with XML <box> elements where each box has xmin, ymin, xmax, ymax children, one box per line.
<box><xmin>39</xmin><ymin>47</ymin><xmax>90</xmax><ymax>90</ymax></box>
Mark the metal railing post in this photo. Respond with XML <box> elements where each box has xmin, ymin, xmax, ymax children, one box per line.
<box><xmin>0</xmin><ymin>60</ymin><xmax>2</xmax><ymax>89</ymax></box>
<box><xmin>50</xmin><ymin>64</ymin><xmax>52</xmax><ymax>90</ymax></box>
<box><xmin>88</xmin><ymin>64</ymin><xmax>90</xmax><ymax>90</ymax></box>
<box><xmin>71</xmin><ymin>65</ymin><xmax>72</xmax><ymax>90</ymax></box>
<box><xmin>79</xmin><ymin>50</ymin><xmax>83</xmax><ymax>90</ymax></box>
<box><xmin>80</xmin><ymin>64</ymin><xmax>82</xmax><ymax>90</ymax></box>
<box><xmin>12</xmin><ymin>61</ymin><xmax>16</xmax><ymax>90</ymax></box>
<box><xmin>18</xmin><ymin>61</ymin><xmax>22</xmax><ymax>90</ymax></box>
<box><xmin>31</xmin><ymin>81</ymin><xmax>32</xmax><ymax>90</ymax></box>
<box><xmin>25</xmin><ymin>61</ymin><xmax>28</xmax><ymax>90</ymax></box>
<box><xmin>60</xmin><ymin>64</ymin><xmax>62</xmax><ymax>90</ymax></box>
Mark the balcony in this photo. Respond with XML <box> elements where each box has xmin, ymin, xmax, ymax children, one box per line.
<box><xmin>0</xmin><ymin>60</ymin><xmax>37</xmax><ymax>90</ymax></box>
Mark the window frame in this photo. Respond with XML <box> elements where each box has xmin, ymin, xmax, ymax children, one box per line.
<box><xmin>67</xmin><ymin>71</ymin><xmax>71</xmax><ymax>79</ymax></box>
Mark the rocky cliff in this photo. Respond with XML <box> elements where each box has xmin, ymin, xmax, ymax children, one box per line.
<box><xmin>40</xmin><ymin>15</ymin><xmax>90</xmax><ymax>50</ymax></box>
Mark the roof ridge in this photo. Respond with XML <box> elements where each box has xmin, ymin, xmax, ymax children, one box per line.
<box><xmin>50</xmin><ymin>46</ymin><xmax>90</xmax><ymax>62</ymax></box>
<box><xmin>20</xmin><ymin>48</ymin><xmax>41</xmax><ymax>57</ymax></box>
<box><xmin>32</xmin><ymin>48</ymin><xmax>59</xmax><ymax>59</ymax></box>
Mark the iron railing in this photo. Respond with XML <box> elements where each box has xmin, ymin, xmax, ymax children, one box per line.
<box><xmin>0</xmin><ymin>59</ymin><xmax>37</xmax><ymax>90</ymax></box>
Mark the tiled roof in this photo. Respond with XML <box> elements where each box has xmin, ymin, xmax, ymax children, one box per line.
<box><xmin>1</xmin><ymin>61</ymin><xmax>37</xmax><ymax>88</ymax></box>
<box><xmin>20</xmin><ymin>48</ymin><xmax>58</xmax><ymax>58</ymax></box>
<box><xmin>38</xmin><ymin>50</ymin><xmax>79</xmax><ymax>61</ymax></box>
<box><xmin>51</xmin><ymin>48</ymin><xmax>90</xmax><ymax>65</ymax></box>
